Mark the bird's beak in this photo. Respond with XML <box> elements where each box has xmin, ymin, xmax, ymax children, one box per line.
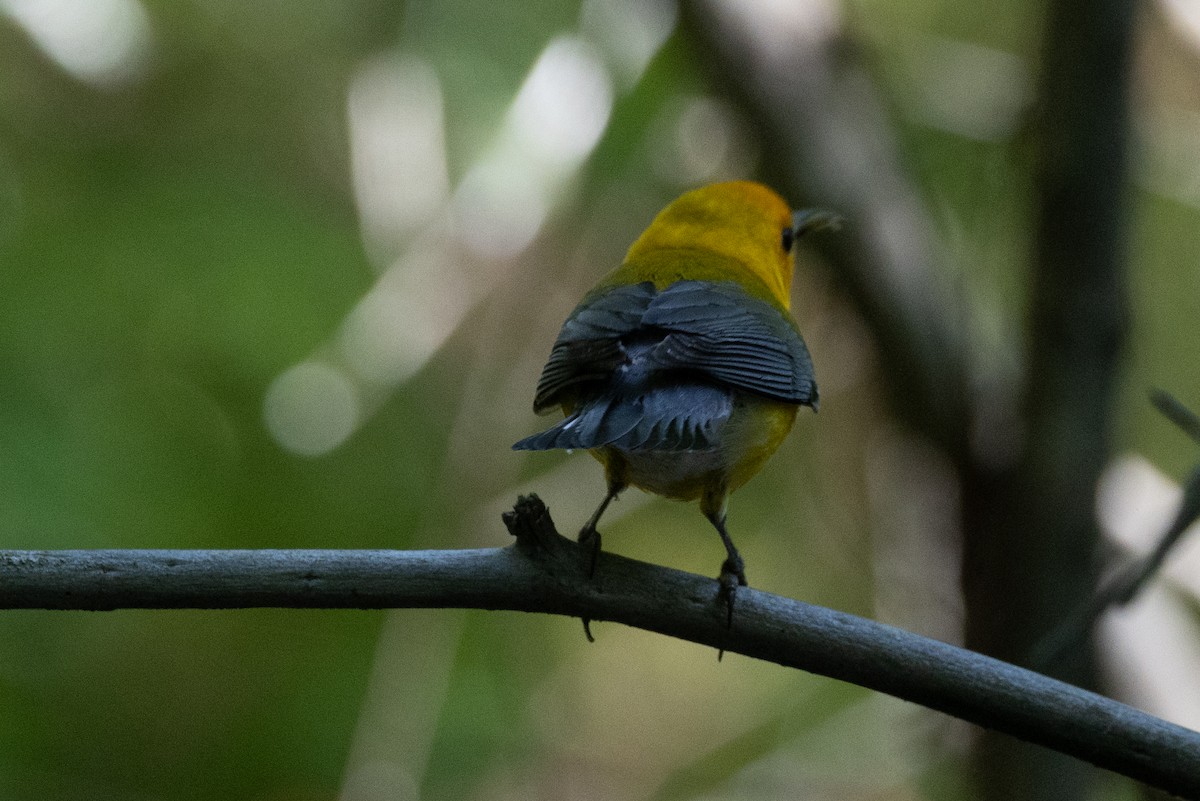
<box><xmin>792</xmin><ymin>209</ymin><xmax>843</xmax><ymax>237</ymax></box>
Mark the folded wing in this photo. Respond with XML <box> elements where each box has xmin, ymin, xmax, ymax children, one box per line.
<box><xmin>515</xmin><ymin>279</ymin><xmax>816</xmax><ymax>453</ymax></box>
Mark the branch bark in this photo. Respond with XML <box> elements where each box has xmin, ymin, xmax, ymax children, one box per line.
<box><xmin>2</xmin><ymin>496</ymin><xmax>1199</xmax><ymax>798</ymax></box>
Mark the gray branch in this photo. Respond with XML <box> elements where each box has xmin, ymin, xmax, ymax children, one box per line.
<box><xmin>2</xmin><ymin>496</ymin><xmax>1199</xmax><ymax>798</ymax></box>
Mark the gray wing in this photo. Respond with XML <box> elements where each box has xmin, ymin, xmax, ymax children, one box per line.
<box><xmin>531</xmin><ymin>282</ymin><xmax>657</xmax><ymax>412</ymax></box>
<box><xmin>531</xmin><ymin>279</ymin><xmax>816</xmax><ymax>411</ymax></box>
<box><xmin>643</xmin><ymin>281</ymin><xmax>817</xmax><ymax>406</ymax></box>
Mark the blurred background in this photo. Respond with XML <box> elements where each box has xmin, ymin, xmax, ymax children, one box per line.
<box><xmin>1</xmin><ymin>0</ymin><xmax>1199</xmax><ymax>799</ymax></box>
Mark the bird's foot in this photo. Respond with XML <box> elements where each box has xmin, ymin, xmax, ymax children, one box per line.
<box><xmin>578</xmin><ymin>525</ymin><xmax>602</xmax><ymax>579</ymax></box>
<box><xmin>716</xmin><ymin>555</ymin><xmax>747</xmax><ymax>630</ymax></box>
<box><xmin>578</xmin><ymin>525</ymin><xmax>603</xmax><ymax>642</ymax></box>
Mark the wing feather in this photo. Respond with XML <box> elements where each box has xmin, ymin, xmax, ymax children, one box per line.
<box><xmin>531</xmin><ymin>283</ymin><xmax>656</xmax><ymax>411</ymax></box>
<box><xmin>644</xmin><ymin>281</ymin><xmax>817</xmax><ymax>405</ymax></box>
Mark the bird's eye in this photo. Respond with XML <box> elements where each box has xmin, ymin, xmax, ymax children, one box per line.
<box><xmin>781</xmin><ymin>226</ymin><xmax>795</xmax><ymax>252</ymax></box>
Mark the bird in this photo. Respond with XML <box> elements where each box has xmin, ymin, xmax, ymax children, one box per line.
<box><xmin>513</xmin><ymin>180</ymin><xmax>836</xmax><ymax>625</ymax></box>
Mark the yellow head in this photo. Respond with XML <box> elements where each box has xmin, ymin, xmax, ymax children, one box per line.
<box><xmin>623</xmin><ymin>181</ymin><xmax>797</xmax><ymax>309</ymax></box>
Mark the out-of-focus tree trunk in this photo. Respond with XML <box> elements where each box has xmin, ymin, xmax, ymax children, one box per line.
<box><xmin>963</xmin><ymin>0</ymin><xmax>1134</xmax><ymax>797</ymax></box>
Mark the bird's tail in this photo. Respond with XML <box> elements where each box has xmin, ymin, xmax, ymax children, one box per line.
<box><xmin>512</xmin><ymin>395</ymin><xmax>634</xmax><ymax>452</ymax></box>
<box><xmin>512</xmin><ymin>384</ymin><xmax>731</xmax><ymax>452</ymax></box>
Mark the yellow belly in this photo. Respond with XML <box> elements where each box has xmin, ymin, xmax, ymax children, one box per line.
<box><xmin>592</xmin><ymin>395</ymin><xmax>798</xmax><ymax>502</ymax></box>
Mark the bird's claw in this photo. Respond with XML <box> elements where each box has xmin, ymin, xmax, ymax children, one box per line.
<box><xmin>721</xmin><ymin>554</ymin><xmax>747</xmax><ymax>587</ymax></box>
<box><xmin>578</xmin><ymin>526</ymin><xmax>603</xmax><ymax>641</ymax></box>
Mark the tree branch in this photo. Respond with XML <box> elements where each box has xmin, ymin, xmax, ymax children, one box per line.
<box><xmin>2</xmin><ymin>496</ymin><xmax>1199</xmax><ymax>798</ymax></box>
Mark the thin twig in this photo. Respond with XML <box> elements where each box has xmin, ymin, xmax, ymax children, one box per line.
<box><xmin>1152</xmin><ymin>390</ymin><xmax>1200</xmax><ymax>444</ymax></box>
<box><xmin>1</xmin><ymin>495</ymin><xmax>1199</xmax><ymax>797</ymax></box>
<box><xmin>1032</xmin><ymin>392</ymin><xmax>1200</xmax><ymax>669</ymax></box>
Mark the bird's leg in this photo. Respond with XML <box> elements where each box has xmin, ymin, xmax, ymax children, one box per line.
<box><xmin>703</xmin><ymin>495</ymin><xmax>746</xmax><ymax>629</ymax></box>
<box><xmin>579</xmin><ymin>482</ymin><xmax>622</xmax><ymax>578</ymax></box>
<box><xmin>578</xmin><ymin>479</ymin><xmax>624</xmax><ymax>643</ymax></box>
<box><xmin>714</xmin><ymin>517</ymin><xmax>748</xmax><ymax>628</ymax></box>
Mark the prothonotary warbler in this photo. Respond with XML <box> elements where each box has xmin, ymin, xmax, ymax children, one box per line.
<box><xmin>514</xmin><ymin>181</ymin><xmax>837</xmax><ymax>622</ymax></box>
